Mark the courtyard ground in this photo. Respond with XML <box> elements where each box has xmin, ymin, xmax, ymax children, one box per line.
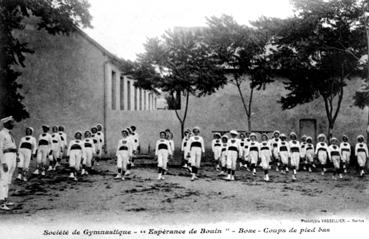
<box><xmin>0</xmin><ymin>156</ymin><xmax>368</xmax><ymax>227</ymax></box>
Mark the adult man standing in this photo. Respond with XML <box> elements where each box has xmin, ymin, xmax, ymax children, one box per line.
<box><xmin>0</xmin><ymin>116</ymin><xmax>17</xmax><ymax>210</ymax></box>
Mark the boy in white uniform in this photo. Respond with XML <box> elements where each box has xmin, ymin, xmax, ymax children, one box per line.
<box><xmin>82</xmin><ymin>130</ymin><xmax>96</xmax><ymax>175</ymax></box>
<box><xmin>91</xmin><ymin>127</ymin><xmax>100</xmax><ymax>168</ymax></box>
<box><xmin>181</xmin><ymin>129</ymin><xmax>191</xmax><ymax>170</ymax></box>
<box><xmin>340</xmin><ymin>135</ymin><xmax>351</xmax><ymax>174</ymax></box>
<box><xmin>17</xmin><ymin>127</ymin><xmax>37</xmax><ymax>182</ymax></box>
<box><xmin>289</xmin><ymin>132</ymin><xmax>300</xmax><ymax>181</ymax></box>
<box><xmin>355</xmin><ymin>135</ymin><xmax>368</xmax><ymax>177</ymax></box>
<box><xmin>247</xmin><ymin>133</ymin><xmax>260</xmax><ymax>176</ymax></box>
<box><xmin>155</xmin><ymin>131</ymin><xmax>173</xmax><ymax>180</ymax></box>
<box><xmin>115</xmin><ymin>129</ymin><xmax>134</xmax><ymax>180</ymax></box>
<box><xmin>67</xmin><ymin>131</ymin><xmax>85</xmax><ymax>181</ymax></box>
<box><xmin>50</xmin><ymin>126</ymin><xmax>62</xmax><ymax>171</ymax></box>
<box><xmin>96</xmin><ymin>124</ymin><xmax>105</xmax><ymax>162</ymax></box>
<box><xmin>186</xmin><ymin>127</ymin><xmax>205</xmax><ymax>181</ymax></box>
<box><xmin>300</xmin><ymin>135</ymin><xmax>307</xmax><ymax>171</ymax></box>
<box><xmin>219</xmin><ymin>135</ymin><xmax>228</xmax><ymax>176</ymax></box>
<box><xmin>278</xmin><ymin>133</ymin><xmax>290</xmax><ymax>174</ymax></box>
<box><xmin>130</xmin><ymin>126</ymin><xmax>140</xmax><ymax>153</ymax></box>
<box><xmin>260</xmin><ymin>134</ymin><xmax>272</xmax><ymax>181</ymax></box>
<box><xmin>211</xmin><ymin>133</ymin><xmax>222</xmax><ymax>171</ymax></box>
<box><xmin>269</xmin><ymin>130</ymin><xmax>281</xmax><ymax>171</ymax></box>
<box><xmin>58</xmin><ymin>125</ymin><xmax>67</xmax><ymax>165</ymax></box>
<box><xmin>35</xmin><ymin>125</ymin><xmax>52</xmax><ymax>176</ymax></box>
<box><xmin>315</xmin><ymin>134</ymin><xmax>329</xmax><ymax>175</ymax></box>
<box><xmin>225</xmin><ymin>130</ymin><xmax>241</xmax><ymax>181</ymax></box>
<box><xmin>328</xmin><ymin>137</ymin><xmax>342</xmax><ymax>180</ymax></box>
<box><xmin>305</xmin><ymin>137</ymin><xmax>315</xmax><ymax>172</ymax></box>
<box><xmin>240</xmin><ymin>133</ymin><xmax>251</xmax><ymax>171</ymax></box>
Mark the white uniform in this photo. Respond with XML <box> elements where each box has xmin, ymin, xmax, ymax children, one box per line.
<box><xmin>300</xmin><ymin>142</ymin><xmax>307</xmax><ymax>159</ymax></box>
<box><xmin>328</xmin><ymin>145</ymin><xmax>341</xmax><ymax>169</ymax></box>
<box><xmin>67</xmin><ymin>140</ymin><xmax>85</xmax><ymax>170</ymax></box>
<box><xmin>247</xmin><ymin>141</ymin><xmax>260</xmax><ymax>165</ymax></box>
<box><xmin>168</xmin><ymin>139</ymin><xmax>175</xmax><ymax>153</ymax></box>
<box><xmin>211</xmin><ymin>139</ymin><xmax>222</xmax><ymax>161</ymax></box>
<box><xmin>289</xmin><ymin>140</ymin><xmax>301</xmax><ymax>168</ymax></box>
<box><xmin>305</xmin><ymin>143</ymin><xmax>315</xmax><ymax>163</ymax></box>
<box><xmin>186</xmin><ymin>135</ymin><xmax>205</xmax><ymax>168</ymax></box>
<box><xmin>58</xmin><ymin>131</ymin><xmax>67</xmax><ymax>154</ymax></box>
<box><xmin>131</xmin><ymin>132</ymin><xmax>140</xmax><ymax>152</ymax></box>
<box><xmin>260</xmin><ymin>141</ymin><xmax>272</xmax><ymax>170</ymax></box>
<box><xmin>340</xmin><ymin>142</ymin><xmax>351</xmax><ymax>164</ymax></box>
<box><xmin>83</xmin><ymin>138</ymin><xmax>96</xmax><ymax>167</ymax></box>
<box><xmin>18</xmin><ymin>136</ymin><xmax>37</xmax><ymax>170</ymax></box>
<box><xmin>91</xmin><ymin>134</ymin><xmax>101</xmax><ymax>156</ymax></box>
<box><xmin>278</xmin><ymin>141</ymin><xmax>290</xmax><ymax>165</ymax></box>
<box><xmin>116</xmin><ymin>137</ymin><xmax>134</xmax><ymax>171</ymax></box>
<box><xmin>242</xmin><ymin>138</ymin><xmax>251</xmax><ymax>161</ymax></box>
<box><xmin>181</xmin><ymin>137</ymin><xmax>190</xmax><ymax>160</ymax></box>
<box><xmin>220</xmin><ymin>142</ymin><xmax>228</xmax><ymax>168</ymax></box>
<box><xmin>226</xmin><ymin>138</ymin><xmax>241</xmax><ymax>170</ymax></box>
<box><xmin>155</xmin><ymin>139</ymin><xmax>172</xmax><ymax>170</ymax></box>
<box><xmin>0</xmin><ymin>128</ymin><xmax>17</xmax><ymax>201</ymax></box>
<box><xmin>51</xmin><ymin>133</ymin><xmax>62</xmax><ymax>160</ymax></box>
<box><xmin>37</xmin><ymin>133</ymin><xmax>52</xmax><ymax>165</ymax></box>
<box><xmin>96</xmin><ymin>132</ymin><xmax>104</xmax><ymax>157</ymax></box>
<box><xmin>239</xmin><ymin>139</ymin><xmax>246</xmax><ymax>158</ymax></box>
<box><xmin>355</xmin><ymin>143</ymin><xmax>368</xmax><ymax>167</ymax></box>
<box><xmin>269</xmin><ymin>138</ymin><xmax>280</xmax><ymax>160</ymax></box>
<box><xmin>315</xmin><ymin>142</ymin><xmax>329</xmax><ymax>165</ymax></box>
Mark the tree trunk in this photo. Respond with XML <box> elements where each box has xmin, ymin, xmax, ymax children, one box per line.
<box><xmin>174</xmin><ymin>91</ymin><xmax>190</xmax><ymax>139</ymax></box>
<box><xmin>365</xmin><ymin>20</ymin><xmax>369</xmax><ymax>143</ymax></box>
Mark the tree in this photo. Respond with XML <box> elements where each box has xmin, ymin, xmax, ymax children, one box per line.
<box><xmin>204</xmin><ymin>15</ymin><xmax>273</xmax><ymax>131</ymax></box>
<box><xmin>262</xmin><ymin>0</ymin><xmax>366</xmax><ymax>138</ymax></box>
<box><xmin>353</xmin><ymin>0</ymin><xmax>369</xmax><ymax>141</ymax></box>
<box><xmin>130</xmin><ymin>29</ymin><xmax>227</xmax><ymax>138</ymax></box>
<box><xmin>0</xmin><ymin>0</ymin><xmax>92</xmax><ymax>121</ymax></box>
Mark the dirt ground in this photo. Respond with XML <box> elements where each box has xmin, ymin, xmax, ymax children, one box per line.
<box><xmin>0</xmin><ymin>157</ymin><xmax>369</xmax><ymax>225</ymax></box>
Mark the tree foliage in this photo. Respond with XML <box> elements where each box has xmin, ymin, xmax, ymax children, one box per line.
<box><xmin>204</xmin><ymin>15</ymin><xmax>273</xmax><ymax>131</ymax></box>
<box><xmin>130</xmin><ymin>28</ymin><xmax>227</xmax><ymax>137</ymax></box>
<box><xmin>259</xmin><ymin>0</ymin><xmax>367</xmax><ymax>137</ymax></box>
<box><xmin>0</xmin><ymin>0</ymin><xmax>92</xmax><ymax>121</ymax></box>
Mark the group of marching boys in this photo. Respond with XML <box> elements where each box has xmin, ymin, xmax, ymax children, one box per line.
<box><xmin>15</xmin><ymin>123</ymin><xmax>111</xmax><ymax>182</ymax></box>
<box><xmin>208</xmin><ymin>130</ymin><xmax>369</xmax><ymax>182</ymax></box>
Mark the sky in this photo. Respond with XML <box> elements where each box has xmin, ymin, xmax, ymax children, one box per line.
<box><xmin>84</xmin><ymin>0</ymin><xmax>294</xmax><ymax>60</ymax></box>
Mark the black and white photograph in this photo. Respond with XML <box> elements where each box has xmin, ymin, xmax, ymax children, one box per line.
<box><xmin>0</xmin><ymin>0</ymin><xmax>369</xmax><ymax>238</ymax></box>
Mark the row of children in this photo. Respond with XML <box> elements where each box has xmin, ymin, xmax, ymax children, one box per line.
<box><xmin>15</xmin><ymin>124</ymin><xmax>106</xmax><ymax>182</ymax></box>
<box><xmin>209</xmin><ymin>130</ymin><xmax>369</xmax><ymax>181</ymax></box>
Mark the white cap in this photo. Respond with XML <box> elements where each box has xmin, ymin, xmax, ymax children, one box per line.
<box><xmin>1</xmin><ymin>116</ymin><xmax>14</xmax><ymax>124</ymax></box>
<box><xmin>330</xmin><ymin>137</ymin><xmax>338</xmax><ymax>142</ymax></box>
<box><xmin>289</xmin><ymin>132</ymin><xmax>297</xmax><ymax>137</ymax></box>
<box><xmin>273</xmin><ymin>130</ymin><xmax>280</xmax><ymax>135</ymax></box>
<box><xmin>280</xmin><ymin>133</ymin><xmax>287</xmax><ymax>138</ymax></box>
<box><xmin>42</xmin><ymin>124</ymin><xmax>50</xmax><ymax>129</ymax></box>
<box><xmin>250</xmin><ymin>133</ymin><xmax>257</xmax><ymax>138</ymax></box>
<box><xmin>318</xmin><ymin>133</ymin><xmax>326</xmax><ymax>139</ymax></box>
<box><xmin>357</xmin><ymin>135</ymin><xmax>365</xmax><ymax>140</ymax></box>
<box><xmin>26</xmin><ymin>127</ymin><xmax>34</xmax><ymax>133</ymax></box>
<box><xmin>222</xmin><ymin>135</ymin><xmax>229</xmax><ymax>139</ymax></box>
<box><xmin>193</xmin><ymin>126</ymin><xmax>200</xmax><ymax>132</ymax></box>
<box><xmin>214</xmin><ymin>132</ymin><xmax>221</xmax><ymax>137</ymax></box>
<box><xmin>230</xmin><ymin>130</ymin><xmax>238</xmax><ymax>135</ymax></box>
<box><xmin>306</xmin><ymin>136</ymin><xmax>312</xmax><ymax>141</ymax></box>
